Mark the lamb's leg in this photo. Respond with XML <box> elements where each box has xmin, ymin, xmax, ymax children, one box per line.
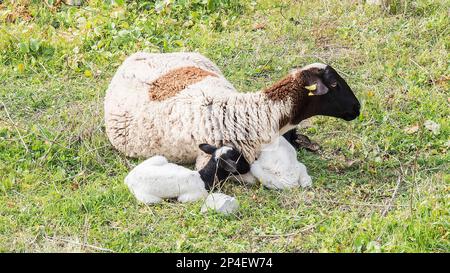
<box><xmin>297</xmin><ymin>162</ymin><xmax>312</xmax><ymax>188</ymax></box>
<box><xmin>132</xmin><ymin>191</ymin><xmax>163</xmax><ymax>204</ymax></box>
<box><xmin>251</xmin><ymin>163</ymin><xmax>297</xmax><ymax>190</ymax></box>
<box><xmin>237</xmin><ymin>172</ymin><xmax>257</xmax><ymax>185</ymax></box>
<box><xmin>178</xmin><ymin>190</ymin><xmax>208</xmax><ymax>203</ymax></box>
<box><xmin>282</xmin><ymin>129</ymin><xmax>320</xmax><ymax>152</ymax></box>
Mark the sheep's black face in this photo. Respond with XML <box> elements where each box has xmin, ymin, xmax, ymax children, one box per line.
<box><xmin>320</xmin><ymin>66</ymin><xmax>360</xmax><ymax>121</ymax></box>
<box><xmin>295</xmin><ymin>64</ymin><xmax>360</xmax><ymax>123</ymax></box>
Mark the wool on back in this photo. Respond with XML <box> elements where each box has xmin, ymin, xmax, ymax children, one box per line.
<box><xmin>105</xmin><ymin>52</ymin><xmax>295</xmax><ymax>164</ymax></box>
<box><xmin>138</xmin><ymin>91</ymin><xmax>291</xmax><ymax>163</ymax></box>
<box><xmin>105</xmin><ymin>52</ymin><xmax>238</xmax><ymax>161</ymax></box>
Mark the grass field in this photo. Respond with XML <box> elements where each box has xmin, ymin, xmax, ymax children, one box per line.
<box><xmin>0</xmin><ymin>0</ymin><xmax>448</xmax><ymax>252</ymax></box>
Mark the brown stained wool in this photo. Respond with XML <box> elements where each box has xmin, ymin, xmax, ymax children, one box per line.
<box><xmin>263</xmin><ymin>74</ymin><xmax>303</xmax><ymax>101</ymax></box>
<box><xmin>263</xmin><ymin>70</ymin><xmax>315</xmax><ymax>128</ymax></box>
<box><xmin>263</xmin><ymin>69</ymin><xmax>322</xmax><ymax>101</ymax></box>
<box><xmin>149</xmin><ymin>66</ymin><xmax>218</xmax><ymax>101</ymax></box>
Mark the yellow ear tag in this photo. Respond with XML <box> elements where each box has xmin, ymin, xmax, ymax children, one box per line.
<box><xmin>305</xmin><ymin>84</ymin><xmax>316</xmax><ymax>96</ymax></box>
<box><xmin>305</xmin><ymin>84</ymin><xmax>317</xmax><ymax>90</ymax></box>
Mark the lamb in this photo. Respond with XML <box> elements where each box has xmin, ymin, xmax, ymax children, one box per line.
<box><xmin>125</xmin><ymin>144</ymin><xmax>250</xmax><ymax>204</ymax></box>
<box><xmin>105</xmin><ymin>52</ymin><xmax>360</xmax><ymax>169</ymax></box>
<box><xmin>250</xmin><ymin>136</ymin><xmax>312</xmax><ymax>190</ymax></box>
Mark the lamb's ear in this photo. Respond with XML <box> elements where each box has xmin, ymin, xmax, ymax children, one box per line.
<box><xmin>305</xmin><ymin>79</ymin><xmax>329</xmax><ymax>96</ymax></box>
<box><xmin>199</xmin><ymin>144</ymin><xmax>217</xmax><ymax>155</ymax></box>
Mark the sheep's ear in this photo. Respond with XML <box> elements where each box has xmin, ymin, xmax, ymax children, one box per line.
<box><xmin>306</xmin><ymin>79</ymin><xmax>329</xmax><ymax>96</ymax></box>
<box><xmin>199</xmin><ymin>143</ymin><xmax>217</xmax><ymax>155</ymax></box>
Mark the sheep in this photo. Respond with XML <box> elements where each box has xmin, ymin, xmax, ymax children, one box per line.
<box><xmin>105</xmin><ymin>52</ymin><xmax>360</xmax><ymax>169</ymax></box>
<box><xmin>124</xmin><ymin>143</ymin><xmax>250</xmax><ymax>204</ymax></box>
<box><xmin>249</xmin><ymin>136</ymin><xmax>312</xmax><ymax>190</ymax></box>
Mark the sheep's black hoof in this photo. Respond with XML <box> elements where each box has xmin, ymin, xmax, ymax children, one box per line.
<box><xmin>294</xmin><ymin>134</ymin><xmax>321</xmax><ymax>152</ymax></box>
<box><xmin>283</xmin><ymin>130</ymin><xmax>320</xmax><ymax>152</ymax></box>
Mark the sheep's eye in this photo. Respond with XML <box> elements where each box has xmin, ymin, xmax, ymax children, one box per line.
<box><xmin>330</xmin><ymin>82</ymin><xmax>338</xmax><ymax>88</ymax></box>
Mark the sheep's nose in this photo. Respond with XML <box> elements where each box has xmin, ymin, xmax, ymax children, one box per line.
<box><xmin>343</xmin><ymin>103</ymin><xmax>361</xmax><ymax>121</ymax></box>
<box><xmin>353</xmin><ymin>103</ymin><xmax>360</xmax><ymax>114</ymax></box>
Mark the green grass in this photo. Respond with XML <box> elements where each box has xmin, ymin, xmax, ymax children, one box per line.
<box><xmin>0</xmin><ymin>0</ymin><xmax>448</xmax><ymax>252</ymax></box>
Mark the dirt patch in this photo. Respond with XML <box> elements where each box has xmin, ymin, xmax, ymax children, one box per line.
<box><xmin>148</xmin><ymin>66</ymin><xmax>218</xmax><ymax>101</ymax></box>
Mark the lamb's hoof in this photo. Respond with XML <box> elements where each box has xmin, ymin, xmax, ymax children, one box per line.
<box><xmin>299</xmin><ymin>175</ymin><xmax>312</xmax><ymax>188</ymax></box>
<box><xmin>238</xmin><ymin>172</ymin><xmax>257</xmax><ymax>185</ymax></box>
<box><xmin>178</xmin><ymin>191</ymin><xmax>208</xmax><ymax>203</ymax></box>
<box><xmin>263</xmin><ymin>180</ymin><xmax>299</xmax><ymax>190</ymax></box>
<box><xmin>294</xmin><ymin>134</ymin><xmax>320</xmax><ymax>152</ymax></box>
<box><xmin>201</xmin><ymin>193</ymin><xmax>239</xmax><ymax>215</ymax></box>
<box><xmin>135</xmin><ymin>195</ymin><xmax>162</xmax><ymax>204</ymax></box>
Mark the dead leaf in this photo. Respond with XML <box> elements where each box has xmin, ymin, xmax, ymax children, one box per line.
<box><xmin>346</xmin><ymin>159</ymin><xmax>358</xmax><ymax>167</ymax></box>
<box><xmin>4</xmin><ymin>5</ymin><xmax>32</xmax><ymax>23</ymax></box>
<box><xmin>435</xmin><ymin>75</ymin><xmax>449</xmax><ymax>87</ymax></box>
<box><xmin>252</xmin><ymin>23</ymin><xmax>266</xmax><ymax>31</ymax></box>
<box><xmin>404</xmin><ymin>124</ymin><xmax>419</xmax><ymax>134</ymax></box>
<box><xmin>70</xmin><ymin>182</ymin><xmax>79</xmax><ymax>190</ymax></box>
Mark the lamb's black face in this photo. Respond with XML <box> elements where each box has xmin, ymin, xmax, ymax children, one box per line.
<box><xmin>218</xmin><ymin>148</ymin><xmax>251</xmax><ymax>174</ymax></box>
<box><xmin>198</xmin><ymin>144</ymin><xmax>250</xmax><ymax>174</ymax></box>
<box><xmin>198</xmin><ymin>144</ymin><xmax>251</xmax><ymax>191</ymax></box>
<box><xmin>298</xmin><ymin>64</ymin><xmax>360</xmax><ymax>122</ymax></box>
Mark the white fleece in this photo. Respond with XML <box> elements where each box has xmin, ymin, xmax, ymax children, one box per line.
<box><xmin>124</xmin><ymin>155</ymin><xmax>208</xmax><ymax>204</ymax></box>
<box><xmin>105</xmin><ymin>52</ymin><xmax>238</xmax><ymax>161</ymax></box>
<box><xmin>105</xmin><ymin>52</ymin><xmax>292</xmax><ymax>164</ymax></box>
<box><xmin>250</xmin><ymin>136</ymin><xmax>312</xmax><ymax>189</ymax></box>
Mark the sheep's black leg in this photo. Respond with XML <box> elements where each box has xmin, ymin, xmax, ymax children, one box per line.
<box><xmin>282</xmin><ymin>129</ymin><xmax>300</xmax><ymax>149</ymax></box>
<box><xmin>282</xmin><ymin>129</ymin><xmax>320</xmax><ymax>152</ymax></box>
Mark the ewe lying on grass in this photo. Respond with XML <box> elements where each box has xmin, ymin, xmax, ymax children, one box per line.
<box><xmin>106</xmin><ymin>52</ymin><xmax>360</xmax><ymax>190</ymax></box>
<box><xmin>105</xmin><ymin>52</ymin><xmax>360</xmax><ymax>168</ymax></box>
<box><xmin>125</xmin><ymin>144</ymin><xmax>249</xmax><ymax>204</ymax></box>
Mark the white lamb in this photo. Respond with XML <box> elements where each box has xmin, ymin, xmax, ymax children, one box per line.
<box><xmin>250</xmin><ymin>136</ymin><xmax>312</xmax><ymax>189</ymax></box>
<box><xmin>125</xmin><ymin>144</ymin><xmax>250</xmax><ymax>204</ymax></box>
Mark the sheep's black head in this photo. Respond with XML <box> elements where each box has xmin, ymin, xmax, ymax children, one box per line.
<box><xmin>198</xmin><ymin>144</ymin><xmax>250</xmax><ymax>174</ymax></box>
<box><xmin>291</xmin><ymin>63</ymin><xmax>360</xmax><ymax>123</ymax></box>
